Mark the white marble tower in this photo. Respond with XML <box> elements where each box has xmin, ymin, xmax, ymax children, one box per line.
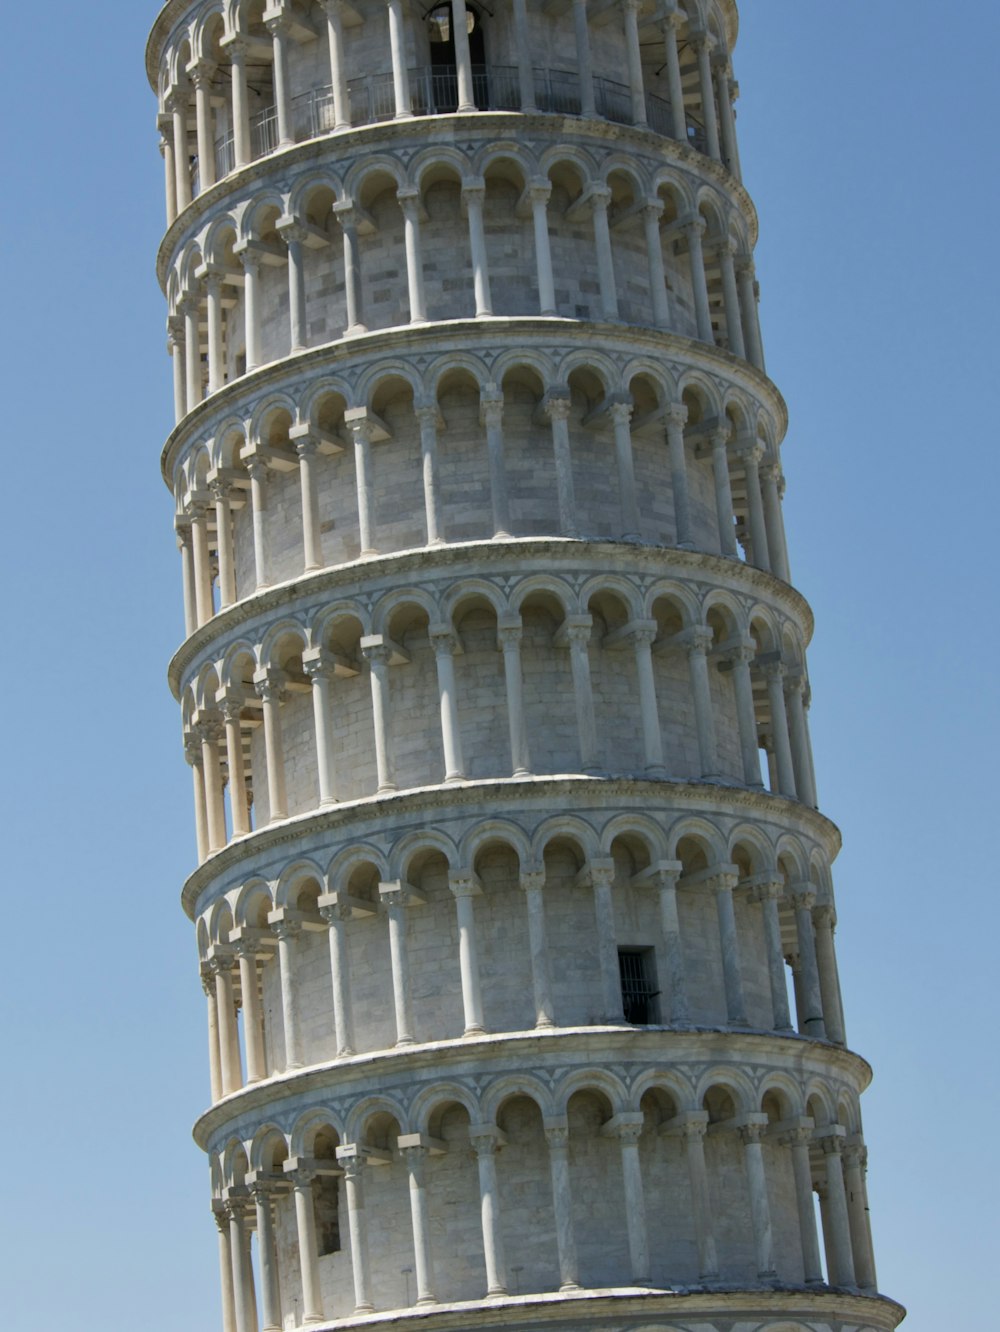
<box><xmin>148</xmin><ymin>3</ymin><xmax>903</xmax><ymax>1331</ymax></box>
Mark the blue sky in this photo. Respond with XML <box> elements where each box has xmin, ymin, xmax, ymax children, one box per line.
<box><xmin>0</xmin><ymin>3</ymin><xmax>996</xmax><ymax>1328</ymax></box>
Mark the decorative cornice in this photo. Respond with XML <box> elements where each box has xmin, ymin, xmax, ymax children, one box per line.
<box><xmin>155</xmin><ymin>114</ymin><xmax>758</xmax><ymax>291</ymax></box>
<box><xmin>180</xmin><ymin>774</ymin><xmax>841</xmax><ymax>920</ymax></box>
<box><xmin>160</xmin><ymin>320</ymin><xmax>787</xmax><ymax>484</ymax></box>
<box><xmin>167</xmin><ymin>537</ymin><xmax>813</xmax><ymax>696</ymax></box>
<box><xmin>193</xmin><ymin>1023</ymin><xmax>872</xmax><ymax>1150</ymax></box>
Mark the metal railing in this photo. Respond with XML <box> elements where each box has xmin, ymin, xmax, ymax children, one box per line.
<box><xmin>204</xmin><ymin>64</ymin><xmax>708</xmax><ymax>188</ymax></box>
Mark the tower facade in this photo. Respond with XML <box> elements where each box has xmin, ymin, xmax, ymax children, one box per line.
<box><xmin>148</xmin><ymin>4</ymin><xmax>903</xmax><ymax>1332</ymax></box>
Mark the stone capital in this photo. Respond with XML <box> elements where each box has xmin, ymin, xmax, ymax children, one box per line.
<box><xmin>449</xmin><ymin>870</ymin><xmax>483</xmax><ymax>900</ymax></box>
<box><xmin>253</xmin><ymin>667</ymin><xmax>287</xmax><ymax>703</ymax></box>
<box><xmin>519</xmin><ymin>868</ymin><xmax>546</xmax><ymax>894</ymax></box>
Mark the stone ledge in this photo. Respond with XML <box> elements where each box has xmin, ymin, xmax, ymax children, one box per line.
<box><xmin>180</xmin><ymin>775</ymin><xmax>842</xmax><ymax>920</ymax></box>
<box><xmin>153</xmin><ymin>114</ymin><xmax>755</xmax><ymax>288</ymax></box>
<box><xmin>160</xmin><ymin>317</ymin><xmax>785</xmax><ymax>483</ymax></box>
<box><xmin>167</xmin><ymin>537</ymin><xmax>812</xmax><ymax>696</ymax></box>
<box><xmin>182</xmin><ymin>1279</ymin><xmax>905</xmax><ymax>1331</ymax></box>
<box><xmin>192</xmin><ymin>1024</ymin><xmax>873</xmax><ymax>1148</ymax></box>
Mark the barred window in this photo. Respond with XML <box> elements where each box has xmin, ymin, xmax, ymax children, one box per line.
<box><xmin>618</xmin><ymin>948</ymin><xmax>659</xmax><ymax>1025</ymax></box>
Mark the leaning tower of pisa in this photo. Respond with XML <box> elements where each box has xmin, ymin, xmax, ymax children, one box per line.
<box><xmin>148</xmin><ymin>3</ymin><xmax>903</xmax><ymax>1331</ymax></box>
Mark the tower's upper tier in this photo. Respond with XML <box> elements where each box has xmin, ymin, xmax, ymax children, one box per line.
<box><xmin>149</xmin><ymin>1</ymin><xmax>743</xmax><ymax>218</ymax></box>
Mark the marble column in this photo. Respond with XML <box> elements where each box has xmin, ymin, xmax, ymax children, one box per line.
<box><xmin>362</xmin><ymin>639</ymin><xmax>397</xmax><ymax>793</ymax></box>
<box><xmin>451</xmin><ymin>0</ymin><xmax>475</xmax><ymax>111</ymax></box>
<box><xmin>237</xmin><ymin>438</ymin><xmax>270</xmax><ymax>583</ymax></box>
<box><xmin>512</xmin><ymin>0</ymin><xmax>535</xmax><ymax>110</ymax></box>
<box><xmin>339</xmin><ymin>1150</ymin><xmax>375</xmax><ymax>1311</ymax></box>
<box><xmin>266</xmin><ymin>14</ymin><xmax>294</xmax><ymax>146</ymax></box>
<box><xmin>632</xmin><ymin>625</ymin><xmax>667</xmax><ymax>776</ymax></box>
<box><xmin>791</xmin><ymin>887</ymin><xmax>826</xmax><ymax>1038</ymax></box>
<box><xmin>204</xmin><ymin>271</ymin><xmax>225</xmax><ymax>393</ymax></box>
<box><xmin>760</xmin><ymin>461</ymin><xmax>791</xmax><ymax>581</ymax></box>
<box><xmin>843</xmin><ymin>1142</ymin><xmax>877</xmax><ymax>1290</ymax></box>
<box><xmin>347</xmin><ymin>414</ymin><xmax>379</xmax><ymax>556</ymax></box>
<box><xmin>739</xmin><ymin>441</ymin><xmax>770</xmax><ymax>570</ymax></box>
<box><xmin>175</xmin><ymin>517</ymin><xmax>196</xmax><ymax>635</ymax></box>
<box><xmin>235</xmin><ymin>942</ymin><xmax>266</xmax><ymax>1083</ymax></box>
<box><xmin>168</xmin><ymin>87</ymin><xmax>192</xmax><ymax>211</ymax></box>
<box><xmin>334</xmin><ymin>202</ymin><xmax>367</xmax><ymax>334</ymax></box>
<box><xmin>450</xmin><ymin>873</ymin><xmax>486</xmax><ymax>1035</ymax></box>
<box><xmin>239</xmin><ymin>251</ymin><xmax>262</xmax><ymax>371</ymax></box>
<box><xmin>304</xmin><ymin>653</ymin><xmax>338</xmax><ymax>806</ymax></box>
<box><xmin>168</xmin><ymin>320</ymin><xmax>186</xmax><ymax>423</ymax></box>
<box><xmin>715</xmin><ymin>56</ymin><xmax>741</xmax><ymax>177</ymax></box>
<box><xmin>161</xmin><ymin>126</ymin><xmax>177</xmax><ymax>225</ymax></box>
<box><xmin>763</xmin><ymin>662</ymin><xmax>797</xmax><ymax>797</ymax></box>
<box><xmin>662</xmin><ymin>14</ymin><xmax>687</xmax><ymax>141</ymax></box>
<box><xmin>529</xmin><ymin>180</ymin><xmax>556</xmax><ymax>315</ymax></box>
<box><xmin>253</xmin><ymin>1184</ymin><xmax>285</xmax><ymax>1329</ymax></box>
<box><xmin>470</xmin><ymin>1126</ymin><xmax>508</xmax><ymax>1295</ymax></box>
<box><xmin>564</xmin><ymin>619</ymin><xmax>599</xmax><ymax>772</ymax></box>
<box><xmin>622</xmin><ymin>0</ymin><xmax>647</xmax><ymax>126</ymax></box>
<box><xmin>281</xmin><ymin>222</ymin><xmax>309</xmax><ymax>352</ymax></box>
<box><xmin>609</xmin><ymin>398</ymin><xmax>640</xmax><ymax>539</ymax></box>
<box><xmin>254</xmin><ymin>669</ymin><xmax>288</xmax><ymax>820</ymax></box>
<box><xmin>655</xmin><ymin>864</ymin><xmax>689</xmax><ymax>1025</ymax></box>
<box><xmin>590</xmin><ymin>187</ymin><xmax>619</xmax><ymax>320</ymax></box>
<box><xmin>212</xmin><ymin>955</ymin><xmax>243</xmax><ymax>1094</ymax></box>
<box><xmin>431</xmin><ymin>627</ymin><xmax>466</xmax><ymax>782</ymax></box>
<box><xmin>613</xmin><ymin>1115</ymin><xmax>650</xmax><ymax>1281</ymax></box>
<box><xmin>182</xmin><ymin>296</ymin><xmax>203</xmax><ymax>410</ymax></box>
<box><xmin>214</xmin><ymin>1207</ymin><xmax>238</xmax><ymax>1332</ymax></box>
<box><xmin>739</xmin><ymin>1117</ymin><xmax>777</xmax><ymax>1277</ymax></box>
<box><xmin>642</xmin><ymin>199</ymin><xmax>670</xmax><ymax>327</ymax></box>
<box><xmin>379</xmin><ymin>883</ymin><xmax>416</xmax><ymax>1044</ymax></box>
<box><xmin>783</xmin><ymin>1123</ymin><xmax>824</xmax><ymax>1284</ymax></box>
<box><xmin>480</xmin><ymin>388</ymin><xmax>511</xmax><ymax>537</ymax></box>
<box><xmin>692</xmin><ymin>32</ymin><xmax>721</xmax><ymax>159</ymax></box>
<box><xmin>294</xmin><ymin>436</ymin><xmax>323</xmax><ymax>571</ymax></box>
<box><xmin>542</xmin><ymin>391</ymin><xmax>577</xmax><ymax>536</ymax></box>
<box><xmin>202</xmin><ymin>970</ymin><xmax>223</xmax><ymax>1102</ymax></box>
<box><xmin>718</xmin><ymin>242</ymin><xmax>746</xmax><ymax>358</ymax></box>
<box><xmin>688</xmin><ymin>626</ymin><xmax>720</xmax><ymax>778</ymax></box>
<box><xmin>386</xmin><ymin>0</ymin><xmax>413</xmax><ymax>118</ymax></box>
<box><xmin>590</xmin><ymin>861</ymin><xmax>624</xmax><ymax>1021</ymax></box>
<box><xmin>685</xmin><ymin>219</ymin><xmax>714</xmax><ymax>343</ymax></box>
<box><xmin>819</xmin><ymin>1133</ymin><xmax>857</xmax><ymax>1287</ymax></box>
<box><xmin>272</xmin><ymin>918</ymin><xmax>303</xmax><ymax>1069</ymax></box>
<box><xmin>665</xmin><ymin>403</ymin><xmax>694</xmax><ymax>548</ymax></box>
<box><xmin>520</xmin><ymin>869</ymin><xmax>555</xmax><ymax>1027</ymax></box>
<box><xmin>186</xmin><ymin>740</ymin><xmax>210</xmax><ymax>863</ymax></box>
<box><xmin>678</xmin><ymin>1114</ymin><xmax>718</xmax><ymax>1278</ymax></box>
<box><xmin>415</xmin><ymin>404</ymin><xmax>445</xmax><ymax>544</ymax></box>
<box><xmin>572</xmin><ymin>0</ymin><xmax>595</xmax><ymax>116</ymax></box>
<box><xmin>226</xmin><ymin>1198</ymin><xmax>256</xmax><ymax>1332</ymax></box>
<box><xmin>398</xmin><ymin>188</ymin><xmax>427</xmax><ymax>322</ymax></box>
<box><xmin>220</xmin><ymin>696</ymin><xmax>250</xmax><ymax>837</ymax></box>
<box><xmin>191</xmin><ymin>62</ymin><xmax>217</xmax><ymax>193</ymax></box>
<box><xmin>322</xmin><ymin>0</ymin><xmax>350</xmax><ymax>129</ymax></box>
<box><xmin>754</xmin><ymin>880</ymin><xmax>792</xmax><ymax>1030</ymax></box>
<box><xmin>228</xmin><ymin>38</ymin><xmax>252</xmax><ymax>167</ymax></box>
<box><xmin>736</xmin><ymin>254</ymin><xmax>765</xmax><ymax>370</ymax></box>
<box><xmin>710</xmin><ymin>426</ymin><xmax>738</xmax><ymax>556</ymax></box>
<box><xmin>463</xmin><ymin>179</ymin><xmax>493</xmax><ymax>316</ymax></box>
<box><xmin>729</xmin><ymin>643</ymin><xmax>763</xmax><ymax>787</ymax></box>
<box><xmin>710</xmin><ymin>870</ymin><xmax>748</xmax><ymax>1026</ymax></box>
<box><xmin>319</xmin><ymin>898</ymin><xmax>355</xmax><ymax>1056</ymax></box>
<box><xmin>813</xmin><ymin>904</ymin><xmax>847</xmax><ymax>1044</ymax></box>
<box><xmin>544</xmin><ymin>1123</ymin><xmax>580</xmax><ymax>1290</ymax></box>
<box><xmin>785</xmin><ymin>675</ymin><xmax>818</xmax><ymax>807</ymax></box>
<box><xmin>401</xmin><ymin>1142</ymin><xmax>437</xmax><ymax>1303</ymax></box>
<box><xmin>498</xmin><ymin>621</ymin><xmax>531</xmax><ymax>777</ymax></box>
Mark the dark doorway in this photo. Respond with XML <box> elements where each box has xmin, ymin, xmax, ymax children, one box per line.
<box><xmin>427</xmin><ymin>5</ymin><xmax>487</xmax><ymax>112</ymax></box>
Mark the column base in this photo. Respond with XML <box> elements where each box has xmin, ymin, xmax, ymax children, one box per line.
<box><xmin>463</xmin><ymin>1025</ymin><xmax>487</xmax><ymax>1037</ymax></box>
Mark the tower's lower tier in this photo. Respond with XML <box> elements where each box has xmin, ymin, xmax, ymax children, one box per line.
<box><xmin>257</xmin><ymin>1288</ymin><xmax>905</xmax><ymax>1332</ymax></box>
<box><xmin>193</xmin><ymin>783</ymin><xmax>889</xmax><ymax>1326</ymax></box>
